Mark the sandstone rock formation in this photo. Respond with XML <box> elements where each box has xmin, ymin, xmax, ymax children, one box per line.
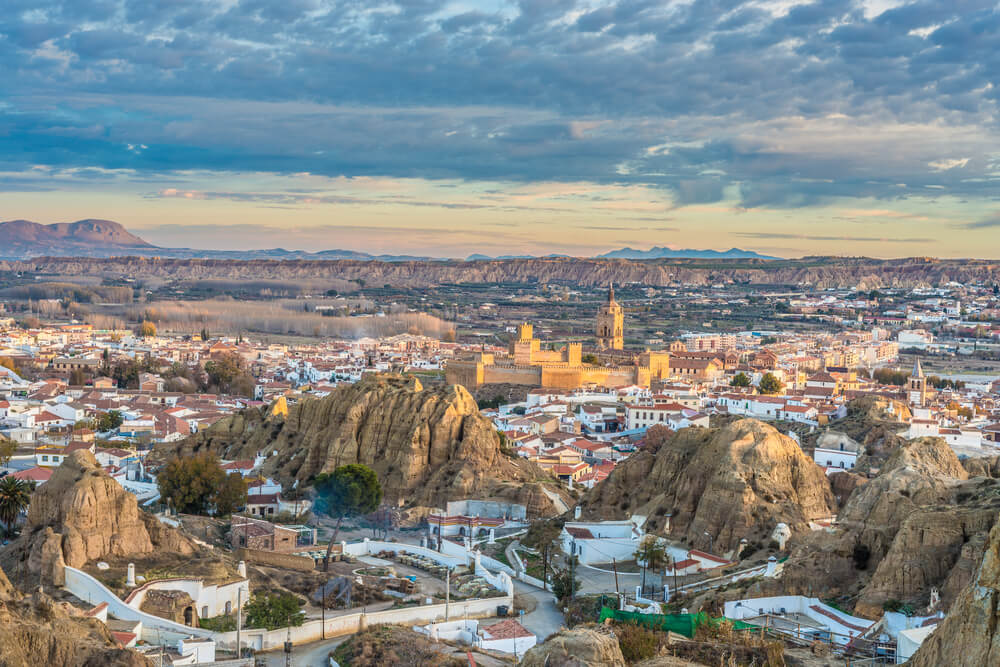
<box><xmin>907</xmin><ymin>512</ymin><xmax>1000</xmax><ymax>667</ymax></box>
<box><xmin>2</xmin><ymin>450</ymin><xmax>194</xmax><ymax>587</ymax></box>
<box><xmin>520</xmin><ymin>625</ymin><xmax>626</xmax><ymax>667</ymax></box>
<box><xmin>0</xmin><ymin>566</ymin><xmax>151</xmax><ymax>666</ymax></box>
<box><xmin>775</xmin><ymin>437</ymin><xmax>1000</xmax><ymax>618</ymax></box>
<box><xmin>161</xmin><ymin>375</ymin><xmax>568</xmax><ymax>516</ymax></box>
<box><xmin>4</xmin><ymin>255</ymin><xmax>999</xmax><ymax>290</ymax></box>
<box><xmin>580</xmin><ymin>419</ymin><xmax>837</xmax><ymax>553</ymax></box>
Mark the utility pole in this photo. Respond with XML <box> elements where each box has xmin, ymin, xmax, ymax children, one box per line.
<box><xmin>570</xmin><ymin>539</ymin><xmax>576</xmax><ymax>600</ymax></box>
<box><xmin>445</xmin><ymin>566</ymin><xmax>451</xmax><ymax>620</ymax></box>
<box><xmin>235</xmin><ymin>587</ymin><xmax>242</xmax><ymax>660</ymax></box>
<box><xmin>612</xmin><ymin>558</ymin><xmax>620</xmax><ymax>596</ymax></box>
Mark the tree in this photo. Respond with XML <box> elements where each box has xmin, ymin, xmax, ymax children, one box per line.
<box><xmin>758</xmin><ymin>372</ymin><xmax>783</xmax><ymax>395</ymax></box>
<box><xmin>96</xmin><ymin>410</ymin><xmax>124</xmax><ymax>432</ymax></box>
<box><xmin>524</xmin><ymin>519</ymin><xmax>563</xmax><ymax>591</ymax></box>
<box><xmin>136</xmin><ymin>321</ymin><xmax>157</xmax><ymax>338</ymax></box>
<box><xmin>0</xmin><ymin>477</ymin><xmax>32</xmax><ymax>536</ymax></box>
<box><xmin>730</xmin><ymin>372</ymin><xmax>751</xmax><ymax>388</ymax></box>
<box><xmin>634</xmin><ymin>535</ymin><xmax>668</xmax><ymax>596</ymax></box>
<box><xmin>581</xmin><ymin>353</ymin><xmax>598</xmax><ymax>365</ymax></box>
<box><xmin>551</xmin><ymin>568</ymin><xmax>580</xmax><ymax>604</ymax></box>
<box><xmin>244</xmin><ymin>591</ymin><xmax>305</xmax><ymax>630</ymax></box>
<box><xmin>157</xmin><ymin>452</ymin><xmax>240</xmax><ymax>516</ymax></box>
<box><xmin>0</xmin><ymin>438</ymin><xmax>16</xmax><ymax>468</ymax></box>
<box><xmin>214</xmin><ymin>473</ymin><xmax>248</xmax><ymax>517</ymax></box>
<box><xmin>200</xmin><ymin>327</ymin><xmax>210</xmax><ymax>342</ymax></box>
<box><xmin>314</xmin><ymin>464</ymin><xmax>383</xmax><ymax>571</ymax></box>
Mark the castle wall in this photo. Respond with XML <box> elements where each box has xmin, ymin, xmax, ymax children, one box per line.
<box><xmin>445</xmin><ymin>361</ymin><xmax>485</xmax><ymax>388</ymax></box>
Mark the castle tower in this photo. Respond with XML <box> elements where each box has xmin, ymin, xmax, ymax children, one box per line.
<box><xmin>596</xmin><ymin>283</ymin><xmax>624</xmax><ymax>350</ymax></box>
<box><xmin>908</xmin><ymin>358</ymin><xmax>926</xmax><ymax>407</ymax></box>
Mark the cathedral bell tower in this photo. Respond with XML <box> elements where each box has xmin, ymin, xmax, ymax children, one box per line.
<box><xmin>596</xmin><ymin>283</ymin><xmax>624</xmax><ymax>350</ymax></box>
<box><xmin>908</xmin><ymin>358</ymin><xmax>927</xmax><ymax>407</ymax></box>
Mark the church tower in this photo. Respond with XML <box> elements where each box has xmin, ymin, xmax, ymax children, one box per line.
<box><xmin>908</xmin><ymin>358</ymin><xmax>926</xmax><ymax>407</ymax></box>
<box><xmin>596</xmin><ymin>283</ymin><xmax>624</xmax><ymax>350</ymax></box>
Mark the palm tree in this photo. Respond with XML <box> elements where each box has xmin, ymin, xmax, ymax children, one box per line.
<box><xmin>0</xmin><ymin>477</ymin><xmax>32</xmax><ymax>537</ymax></box>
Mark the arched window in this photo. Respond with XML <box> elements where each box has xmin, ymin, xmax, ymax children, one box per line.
<box><xmin>225</xmin><ymin>601</ymin><xmax>232</xmax><ymax>615</ymax></box>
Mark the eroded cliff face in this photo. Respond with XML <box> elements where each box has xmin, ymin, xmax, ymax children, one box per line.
<box><xmin>775</xmin><ymin>438</ymin><xmax>1000</xmax><ymax>618</ymax></box>
<box><xmin>3</xmin><ymin>255</ymin><xmax>999</xmax><ymax>289</ymax></box>
<box><xmin>907</xmin><ymin>513</ymin><xmax>1000</xmax><ymax>667</ymax></box>
<box><xmin>164</xmin><ymin>375</ymin><xmax>567</xmax><ymax>516</ymax></box>
<box><xmin>0</xmin><ymin>568</ymin><xmax>151</xmax><ymax>667</ymax></box>
<box><xmin>1</xmin><ymin>450</ymin><xmax>194</xmax><ymax>587</ymax></box>
<box><xmin>580</xmin><ymin>419</ymin><xmax>837</xmax><ymax>553</ymax></box>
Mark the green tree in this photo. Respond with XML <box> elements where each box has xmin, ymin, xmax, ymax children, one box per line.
<box><xmin>581</xmin><ymin>353</ymin><xmax>598</xmax><ymax>365</ymax></box>
<box><xmin>758</xmin><ymin>372</ymin><xmax>784</xmax><ymax>395</ymax></box>
<box><xmin>0</xmin><ymin>477</ymin><xmax>32</xmax><ymax>536</ymax></box>
<box><xmin>524</xmin><ymin>519</ymin><xmax>563</xmax><ymax>590</ymax></box>
<box><xmin>244</xmin><ymin>591</ymin><xmax>305</xmax><ymax>630</ymax></box>
<box><xmin>0</xmin><ymin>438</ymin><xmax>16</xmax><ymax>468</ymax></box>
<box><xmin>157</xmin><ymin>452</ymin><xmax>239</xmax><ymax>516</ymax></box>
<box><xmin>314</xmin><ymin>464</ymin><xmax>383</xmax><ymax>571</ymax></box>
<box><xmin>551</xmin><ymin>568</ymin><xmax>580</xmax><ymax>604</ymax></box>
<box><xmin>96</xmin><ymin>410</ymin><xmax>124</xmax><ymax>432</ymax></box>
<box><xmin>214</xmin><ymin>473</ymin><xmax>248</xmax><ymax>517</ymax></box>
<box><xmin>634</xmin><ymin>535</ymin><xmax>668</xmax><ymax>596</ymax></box>
<box><xmin>730</xmin><ymin>372</ymin><xmax>751</xmax><ymax>388</ymax></box>
<box><xmin>200</xmin><ymin>327</ymin><xmax>210</xmax><ymax>342</ymax></box>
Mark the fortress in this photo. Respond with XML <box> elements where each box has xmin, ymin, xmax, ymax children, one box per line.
<box><xmin>446</xmin><ymin>285</ymin><xmax>670</xmax><ymax>390</ymax></box>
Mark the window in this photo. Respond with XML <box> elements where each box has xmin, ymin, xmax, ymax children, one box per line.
<box><xmin>202</xmin><ymin>606</ymin><xmax>209</xmax><ymax>618</ymax></box>
<box><xmin>41</xmin><ymin>455</ymin><xmax>48</xmax><ymax>462</ymax></box>
<box><xmin>225</xmin><ymin>601</ymin><xmax>232</xmax><ymax>614</ymax></box>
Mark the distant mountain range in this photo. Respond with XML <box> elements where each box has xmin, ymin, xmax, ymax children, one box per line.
<box><xmin>0</xmin><ymin>219</ymin><xmax>782</xmax><ymax>261</ymax></box>
<box><xmin>595</xmin><ymin>246</ymin><xmax>780</xmax><ymax>260</ymax></box>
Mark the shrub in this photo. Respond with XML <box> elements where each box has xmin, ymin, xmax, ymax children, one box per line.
<box><xmin>615</xmin><ymin>622</ymin><xmax>661</xmax><ymax>663</ymax></box>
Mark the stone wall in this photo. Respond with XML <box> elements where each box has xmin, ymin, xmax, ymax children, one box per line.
<box><xmin>235</xmin><ymin>547</ymin><xmax>315</xmax><ymax>572</ymax></box>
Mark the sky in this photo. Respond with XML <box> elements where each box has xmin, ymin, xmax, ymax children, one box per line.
<box><xmin>1</xmin><ymin>0</ymin><xmax>999</xmax><ymax>259</ymax></box>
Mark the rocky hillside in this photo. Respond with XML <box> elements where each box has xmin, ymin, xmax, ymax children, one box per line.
<box><xmin>0</xmin><ymin>567</ymin><xmax>150</xmax><ymax>667</ymax></box>
<box><xmin>775</xmin><ymin>437</ymin><xmax>1000</xmax><ymax>618</ymax></box>
<box><xmin>0</xmin><ymin>219</ymin><xmax>154</xmax><ymax>259</ymax></box>
<box><xmin>1</xmin><ymin>450</ymin><xmax>195</xmax><ymax>588</ymax></box>
<box><xmin>2</xmin><ymin>255</ymin><xmax>999</xmax><ymax>288</ymax></box>
<box><xmin>160</xmin><ymin>375</ymin><xmax>568</xmax><ymax>516</ymax></box>
<box><xmin>579</xmin><ymin>419</ymin><xmax>837</xmax><ymax>554</ymax></box>
<box><xmin>907</xmin><ymin>511</ymin><xmax>1000</xmax><ymax>667</ymax></box>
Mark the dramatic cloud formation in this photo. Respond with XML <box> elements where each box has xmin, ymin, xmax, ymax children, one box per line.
<box><xmin>0</xmin><ymin>0</ymin><xmax>998</xmax><ymax>255</ymax></box>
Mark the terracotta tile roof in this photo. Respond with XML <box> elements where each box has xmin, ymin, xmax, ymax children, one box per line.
<box><xmin>483</xmin><ymin>619</ymin><xmax>533</xmax><ymax>640</ymax></box>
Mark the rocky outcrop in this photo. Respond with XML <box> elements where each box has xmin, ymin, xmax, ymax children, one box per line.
<box><xmin>160</xmin><ymin>375</ymin><xmax>567</xmax><ymax>516</ymax></box>
<box><xmin>907</xmin><ymin>513</ymin><xmax>1000</xmax><ymax>667</ymax></box>
<box><xmin>0</xmin><ymin>572</ymin><xmax>151</xmax><ymax>666</ymax></box>
<box><xmin>2</xmin><ymin>450</ymin><xmax>194</xmax><ymax>587</ymax></box>
<box><xmin>520</xmin><ymin>625</ymin><xmax>626</xmax><ymax>667</ymax></box>
<box><xmin>580</xmin><ymin>419</ymin><xmax>837</xmax><ymax>553</ymax></box>
<box><xmin>776</xmin><ymin>437</ymin><xmax>1000</xmax><ymax>618</ymax></box>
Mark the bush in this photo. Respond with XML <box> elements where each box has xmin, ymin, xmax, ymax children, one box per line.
<box><xmin>615</xmin><ymin>622</ymin><xmax>661</xmax><ymax>663</ymax></box>
<box><xmin>199</xmin><ymin>614</ymin><xmax>237</xmax><ymax>632</ymax></box>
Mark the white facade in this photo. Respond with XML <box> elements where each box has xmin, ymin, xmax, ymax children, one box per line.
<box><xmin>813</xmin><ymin>447</ymin><xmax>857</xmax><ymax>470</ymax></box>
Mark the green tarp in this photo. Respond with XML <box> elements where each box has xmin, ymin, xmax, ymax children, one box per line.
<box><xmin>598</xmin><ymin>607</ymin><xmax>757</xmax><ymax>638</ymax></box>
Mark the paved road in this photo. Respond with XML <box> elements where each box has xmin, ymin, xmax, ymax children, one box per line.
<box><xmin>541</xmin><ymin>487</ymin><xmax>570</xmax><ymax>515</ymax></box>
<box><xmin>509</xmin><ymin>580</ymin><xmax>564</xmax><ymax>641</ymax></box>
<box><xmin>2</xmin><ymin>454</ymin><xmax>35</xmax><ymax>473</ymax></box>
<box><xmin>257</xmin><ymin>635</ymin><xmax>347</xmax><ymax>667</ymax></box>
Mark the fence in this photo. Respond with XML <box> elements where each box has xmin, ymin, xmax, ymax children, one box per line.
<box><xmin>597</xmin><ymin>607</ymin><xmax>749</xmax><ymax>638</ymax></box>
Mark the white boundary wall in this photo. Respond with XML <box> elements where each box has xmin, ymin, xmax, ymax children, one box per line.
<box><xmin>64</xmin><ymin>539</ymin><xmax>516</xmax><ymax>654</ymax></box>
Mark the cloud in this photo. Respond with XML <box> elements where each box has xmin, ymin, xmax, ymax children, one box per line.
<box><xmin>733</xmin><ymin>232</ymin><xmax>934</xmax><ymax>243</ymax></box>
<box><xmin>964</xmin><ymin>213</ymin><xmax>1000</xmax><ymax>229</ymax></box>
<box><xmin>0</xmin><ymin>0</ymin><xmax>998</xmax><ymax>219</ymax></box>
